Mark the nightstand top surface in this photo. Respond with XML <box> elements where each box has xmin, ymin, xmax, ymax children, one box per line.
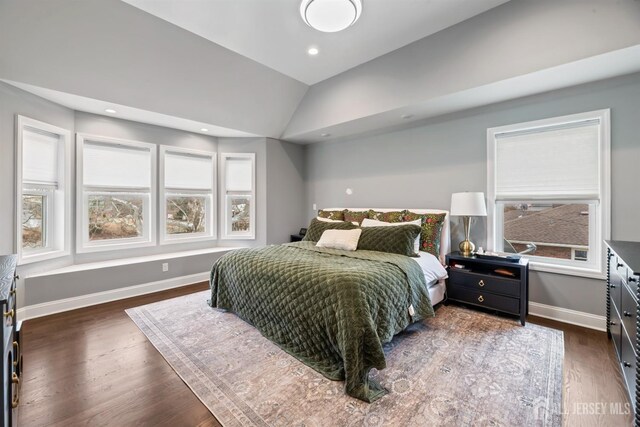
<box><xmin>447</xmin><ymin>251</ymin><xmax>529</xmax><ymax>267</ymax></box>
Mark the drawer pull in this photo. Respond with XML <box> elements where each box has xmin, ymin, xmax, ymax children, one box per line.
<box><xmin>610</xmin><ymin>284</ymin><xmax>616</xmax><ymax>289</ymax></box>
<box><xmin>478</xmin><ymin>280</ymin><xmax>485</xmax><ymax>287</ymax></box>
<box><xmin>478</xmin><ymin>295</ymin><xmax>484</xmax><ymax>303</ymax></box>
<box><xmin>610</xmin><ymin>321</ymin><xmax>617</xmax><ymax>326</ymax></box>
<box><xmin>12</xmin><ymin>341</ymin><xmax>19</xmax><ymax>369</ymax></box>
<box><xmin>617</xmin><ymin>263</ymin><xmax>624</xmax><ymax>268</ymax></box>
<box><xmin>4</xmin><ymin>308</ymin><xmax>14</xmax><ymax>319</ymax></box>
<box><xmin>11</xmin><ymin>372</ymin><xmax>19</xmax><ymax>408</ymax></box>
<box><xmin>629</xmin><ymin>277</ymin><xmax>638</xmax><ymax>283</ymax></box>
<box><xmin>623</xmin><ymin>361</ymin><xmax>632</xmax><ymax>368</ymax></box>
<box><xmin>623</xmin><ymin>311</ymin><xmax>633</xmax><ymax>317</ymax></box>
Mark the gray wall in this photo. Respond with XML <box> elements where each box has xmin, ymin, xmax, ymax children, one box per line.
<box><xmin>305</xmin><ymin>72</ymin><xmax>640</xmax><ymax>316</ymax></box>
<box><xmin>266</xmin><ymin>138</ymin><xmax>306</xmax><ymax>244</ymax></box>
<box><xmin>0</xmin><ymin>0</ymin><xmax>308</xmax><ymax>138</ymax></box>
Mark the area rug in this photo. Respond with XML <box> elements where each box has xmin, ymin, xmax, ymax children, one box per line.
<box><xmin>126</xmin><ymin>291</ymin><xmax>563</xmax><ymax>426</ymax></box>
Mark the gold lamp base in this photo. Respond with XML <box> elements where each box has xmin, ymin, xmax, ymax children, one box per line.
<box><xmin>459</xmin><ymin>239</ymin><xmax>475</xmax><ymax>257</ymax></box>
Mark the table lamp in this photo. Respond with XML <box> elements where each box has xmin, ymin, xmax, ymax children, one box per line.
<box><xmin>450</xmin><ymin>192</ymin><xmax>487</xmax><ymax>256</ymax></box>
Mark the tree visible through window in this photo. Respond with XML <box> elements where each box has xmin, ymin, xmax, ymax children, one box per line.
<box><xmin>166</xmin><ymin>196</ymin><xmax>206</xmax><ymax>235</ymax></box>
<box><xmin>88</xmin><ymin>195</ymin><xmax>144</xmax><ymax>241</ymax></box>
<box><xmin>22</xmin><ymin>194</ymin><xmax>45</xmax><ymax>249</ymax></box>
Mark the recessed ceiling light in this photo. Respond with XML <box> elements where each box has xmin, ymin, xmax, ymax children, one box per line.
<box><xmin>308</xmin><ymin>47</ymin><xmax>319</xmax><ymax>56</ymax></box>
<box><xmin>300</xmin><ymin>0</ymin><xmax>362</xmax><ymax>33</ymax></box>
<box><xmin>401</xmin><ymin>114</ymin><xmax>414</xmax><ymax>120</ymax></box>
<box><xmin>105</xmin><ymin>108</ymin><xmax>117</xmax><ymax>114</ymax></box>
<box><xmin>201</xmin><ymin>128</ymin><xmax>209</xmax><ymax>132</ymax></box>
<box><xmin>321</xmin><ymin>133</ymin><xmax>331</xmax><ymax>137</ymax></box>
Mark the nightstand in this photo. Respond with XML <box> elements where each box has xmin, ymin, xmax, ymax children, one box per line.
<box><xmin>445</xmin><ymin>252</ymin><xmax>529</xmax><ymax>325</ymax></box>
<box><xmin>290</xmin><ymin>234</ymin><xmax>304</xmax><ymax>242</ymax></box>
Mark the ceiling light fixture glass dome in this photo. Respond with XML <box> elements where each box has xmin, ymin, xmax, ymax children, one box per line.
<box><xmin>300</xmin><ymin>0</ymin><xmax>362</xmax><ymax>33</ymax></box>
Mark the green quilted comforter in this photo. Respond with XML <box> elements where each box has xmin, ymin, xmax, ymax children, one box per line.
<box><xmin>208</xmin><ymin>241</ymin><xmax>434</xmax><ymax>402</ymax></box>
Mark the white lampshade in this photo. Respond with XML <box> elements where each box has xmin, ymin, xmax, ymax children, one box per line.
<box><xmin>450</xmin><ymin>192</ymin><xmax>487</xmax><ymax>217</ymax></box>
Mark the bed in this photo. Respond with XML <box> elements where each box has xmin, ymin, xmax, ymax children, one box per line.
<box><xmin>209</xmin><ymin>208</ymin><xmax>450</xmax><ymax>402</ymax></box>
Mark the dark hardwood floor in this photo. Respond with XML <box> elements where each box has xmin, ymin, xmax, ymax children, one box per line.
<box><xmin>18</xmin><ymin>284</ymin><xmax>633</xmax><ymax>426</ymax></box>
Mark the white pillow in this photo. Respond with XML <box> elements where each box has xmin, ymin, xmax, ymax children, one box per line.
<box><xmin>316</xmin><ymin>216</ymin><xmax>344</xmax><ymax>223</ymax></box>
<box><xmin>316</xmin><ymin>229</ymin><xmax>362</xmax><ymax>251</ymax></box>
<box><xmin>361</xmin><ymin>218</ymin><xmax>422</xmax><ymax>253</ymax></box>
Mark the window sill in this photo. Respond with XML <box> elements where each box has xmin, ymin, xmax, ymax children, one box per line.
<box><xmin>76</xmin><ymin>239</ymin><xmax>156</xmax><ymax>254</ymax></box>
<box><xmin>529</xmin><ymin>261</ymin><xmax>605</xmax><ymax>280</ymax></box>
<box><xmin>160</xmin><ymin>235</ymin><xmax>217</xmax><ymax>245</ymax></box>
<box><xmin>26</xmin><ymin>247</ymin><xmax>240</xmax><ymax>278</ymax></box>
<box><xmin>19</xmin><ymin>249</ymin><xmax>70</xmax><ymax>266</ymax></box>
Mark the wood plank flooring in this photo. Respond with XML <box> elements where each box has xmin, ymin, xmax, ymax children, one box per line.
<box><xmin>18</xmin><ymin>284</ymin><xmax>633</xmax><ymax>426</ymax></box>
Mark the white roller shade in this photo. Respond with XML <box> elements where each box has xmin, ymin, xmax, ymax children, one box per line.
<box><xmin>225</xmin><ymin>158</ymin><xmax>252</xmax><ymax>192</ymax></box>
<box><xmin>23</xmin><ymin>128</ymin><xmax>59</xmax><ymax>185</ymax></box>
<box><xmin>495</xmin><ymin>122</ymin><xmax>600</xmax><ymax>200</ymax></box>
<box><xmin>83</xmin><ymin>141</ymin><xmax>151</xmax><ymax>188</ymax></box>
<box><xmin>165</xmin><ymin>151</ymin><xmax>213</xmax><ymax>190</ymax></box>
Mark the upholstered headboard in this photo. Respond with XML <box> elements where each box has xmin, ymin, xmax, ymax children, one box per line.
<box><xmin>323</xmin><ymin>208</ymin><xmax>451</xmax><ymax>262</ymax></box>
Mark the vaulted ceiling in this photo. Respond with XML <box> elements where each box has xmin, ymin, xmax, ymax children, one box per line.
<box><xmin>1</xmin><ymin>0</ymin><xmax>639</xmax><ymax>143</ymax></box>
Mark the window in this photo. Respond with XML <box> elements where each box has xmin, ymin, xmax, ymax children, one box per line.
<box><xmin>16</xmin><ymin>116</ymin><xmax>71</xmax><ymax>264</ymax></box>
<box><xmin>220</xmin><ymin>153</ymin><xmax>255</xmax><ymax>239</ymax></box>
<box><xmin>77</xmin><ymin>134</ymin><xmax>156</xmax><ymax>252</ymax></box>
<box><xmin>487</xmin><ymin>109</ymin><xmax>610</xmax><ymax>278</ymax></box>
<box><xmin>160</xmin><ymin>146</ymin><xmax>216</xmax><ymax>244</ymax></box>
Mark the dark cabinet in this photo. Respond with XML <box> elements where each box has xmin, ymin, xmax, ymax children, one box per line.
<box><xmin>0</xmin><ymin>255</ymin><xmax>20</xmax><ymax>427</ymax></box>
<box><xmin>445</xmin><ymin>252</ymin><xmax>529</xmax><ymax>325</ymax></box>
<box><xmin>606</xmin><ymin>241</ymin><xmax>640</xmax><ymax>425</ymax></box>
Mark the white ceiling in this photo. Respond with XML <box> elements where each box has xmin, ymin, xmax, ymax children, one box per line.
<box><xmin>122</xmin><ymin>0</ymin><xmax>510</xmax><ymax>85</ymax></box>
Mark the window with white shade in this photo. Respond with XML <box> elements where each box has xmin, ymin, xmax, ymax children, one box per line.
<box><xmin>487</xmin><ymin>109</ymin><xmax>610</xmax><ymax>278</ymax></box>
<box><xmin>160</xmin><ymin>146</ymin><xmax>216</xmax><ymax>244</ymax></box>
<box><xmin>221</xmin><ymin>153</ymin><xmax>255</xmax><ymax>239</ymax></box>
<box><xmin>77</xmin><ymin>134</ymin><xmax>156</xmax><ymax>252</ymax></box>
<box><xmin>16</xmin><ymin>116</ymin><xmax>71</xmax><ymax>264</ymax></box>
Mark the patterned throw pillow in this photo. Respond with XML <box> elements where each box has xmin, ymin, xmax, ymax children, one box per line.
<box><xmin>318</xmin><ymin>209</ymin><xmax>346</xmax><ymax>221</ymax></box>
<box><xmin>302</xmin><ymin>218</ymin><xmax>357</xmax><ymax>242</ymax></box>
<box><xmin>357</xmin><ymin>224</ymin><xmax>422</xmax><ymax>257</ymax></box>
<box><xmin>368</xmin><ymin>210</ymin><xmax>406</xmax><ymax>223</ymax></box>
<box><xmin>344</xmin><ymin>210</ymin><xmax>368</xmax><ymax>225</ymax></box>
<box><xmin>402</xmin><ymin>211</ymin><xmax>447</xmax><ymax>257</ymax></box>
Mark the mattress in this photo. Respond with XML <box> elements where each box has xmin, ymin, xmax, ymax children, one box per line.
<box><xmin>411</xmin><ymin>251</ymin><xmax>448</xmax><ymax>305</ymax></box>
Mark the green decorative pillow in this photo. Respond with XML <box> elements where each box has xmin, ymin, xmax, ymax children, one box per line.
<box><xmin>357</xmin><ymin>224</ymin><xmax>422</xmax><ymax>257</ymax></box>
<box><xmin>402</xmin><ymin>211</ymin><xmax>447</xmax><ymax>257</ymax></box>
<box><xmin>344</xmin><ymin>210</ymin><xmax>368</xmax><ymax>225</ymax></box>
<box><xmin>303</xmin><ymin>218</ymin><xmax>357</xmax><ymax>242</ymax></box>
<box><xmin>368</xmin><ymin>210</ymin><xmax>406</xmax><ymax>223</ymax></box>
<box><xmin>318</xmin><ymin>209</ymin><xmax>346</xmax><ymax>221</ymax></box>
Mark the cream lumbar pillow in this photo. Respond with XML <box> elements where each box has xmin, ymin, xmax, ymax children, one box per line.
<box><xmin>316</xmin><ymin>216</ymin><xmax>344</xmax><ymax>223</ymax></box>
<box><xmin>316</xmin><ymin>229</ymin><xmax>362</xmax><ymax>251</ymax></box>
<box><xmin>361</xmin><ymin>218</ymin><xmax>422</xmax><ymax>253</ymax></box>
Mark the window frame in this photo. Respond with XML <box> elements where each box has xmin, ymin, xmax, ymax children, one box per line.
<box><xmin>487</xmin><ymin>109</ymin><xmax>611</xmax><ymax>279</ymax></box>
<box><xmin>220</xmin><ymin>153</ymin><xmax>256</xmax><ymax>240</ymax></box>
<box><xmin>159</xmin><ymin>146</ymin><xmax>217</xmax><ymax>245</ymax></box>
<box><xmin>15</xmin><ymin>115</ymin><xmax>71</xmax><ymax>265</ymax></box>
<box><xmin>76</xmin><ymin>133</ymin><xmax>157</xmax><ymax>253</ymax></box>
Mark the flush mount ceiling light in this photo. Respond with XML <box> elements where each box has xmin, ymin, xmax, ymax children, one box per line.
<box><xmin>307</xmin><ymin>47</ymin><xmax>319</xmax><ymax>55</ymax></box>
<box><xmin>105</xmin><ymin>108</ymin><xmax>117</xmax><ymax>114</ymax></box>
<box><xmin>300</xmin><ymin>0</ymin><xmax>362</xmax><ymax>33</ymax></box>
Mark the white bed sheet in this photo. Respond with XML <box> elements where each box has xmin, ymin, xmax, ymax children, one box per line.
<box><xmin>411</xmin><ymin>251</ymin><xmax>448</xmax><ymax>305</ymax></box>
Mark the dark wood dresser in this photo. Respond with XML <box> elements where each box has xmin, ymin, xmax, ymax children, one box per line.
<box><xmin>0</xmin><ymin>255</ymin><xmax>20</xmax><ymax>427</ymax></box>
<box><xmin>445</xmin><ymin>252</ymin><xmax>529</xmax><ymax>325</ymax></box>
<box><xmin>606</xmin><ymin>240</ymin><xmax>640</xmax><ymax>424</ymax></box>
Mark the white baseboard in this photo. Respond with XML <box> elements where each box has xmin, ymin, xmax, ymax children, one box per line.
<box><xmin>529</xmin><ymin>301</ymin><xmax>606</xmax><ymax>332</ymax></box>
<box><xmin>17</xmin><ymin>272</ymin><xmax>209</xmax><ymax>321</ymax></box>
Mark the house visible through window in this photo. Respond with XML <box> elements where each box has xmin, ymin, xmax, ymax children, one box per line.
<box><xmin>17</xmin><ymin>116</ymin><xmax>70</xmax><ymax>264</ymax></box>
<box><xmin>487</xmin><ymin>109</ymin><xmax>610</xmax><ymax>277</ymax></box>
<box><xmin>160</xmin><ymin>146</ymin><xmax>216</xmax><ymax>244</ymax></box>
<box><xmin>77</xmin><ymin>134</ymin><xmax>156</xmax><ymax>252</ymax></box>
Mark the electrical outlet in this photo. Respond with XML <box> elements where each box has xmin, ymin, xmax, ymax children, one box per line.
<box><xmin>162</xmin><ymin>263</ymin><xmax>169</xmax><ymax>272</ymax></box>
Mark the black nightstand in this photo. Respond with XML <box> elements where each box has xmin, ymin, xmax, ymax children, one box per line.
<box><xmin>290</xmin><ymin>234</ymin><xmax>304</xmax><ymax>242</ymax></box>
<box><xmin>445</xmin><ymin>252</ymin><xmax>529</xmax><ymax>325</ymax></box>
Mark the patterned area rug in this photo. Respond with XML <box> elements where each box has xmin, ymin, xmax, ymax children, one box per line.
<box><xmin>126</xmin><ymin>291</ymin><xmax>563</xmax><ymax>426</ymax></box>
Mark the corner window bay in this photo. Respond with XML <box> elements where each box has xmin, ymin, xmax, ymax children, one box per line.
<box><xmin>488</xmin><ymin>110</ymin><xmax>610</xmax><ymax>277</ymax></box>
<box><xmin>77</xmin><ymin>134</ymin><xmax>156</xmax><ymax>252</ymax></box>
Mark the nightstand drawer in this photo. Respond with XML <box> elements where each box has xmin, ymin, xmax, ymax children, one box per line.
<box><xmin>448</xmin><ymin>285</ymin><xmax>520</xmax><ymax>315</ymax></box>
<box><xmin>448</xmin><ymin>269</ymin><xmax>520</xmax><ymax>297</ymax></box>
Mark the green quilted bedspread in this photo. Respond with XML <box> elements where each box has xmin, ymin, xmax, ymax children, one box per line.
<box><xmin>208</xmin><ymin>241</ymin><xmax>434</xmax><ymax>402</ymax></box>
